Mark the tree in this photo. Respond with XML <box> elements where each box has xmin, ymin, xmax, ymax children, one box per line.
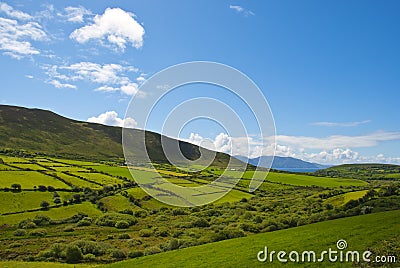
<box><xmin>11</xmin><ymin>183</ymin><xmax>21</xmax><ymax>192</ymax></box>
<box><xmin>40</xmin><ymin>200</ymin><xmax>50</xmax><ymax>210</ymax></box>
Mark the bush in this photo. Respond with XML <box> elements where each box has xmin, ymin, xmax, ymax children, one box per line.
<box><xmin>65</xmin><ymin>245</ymin><xmax>83</xmax><ymax>264</ymax></box>
<box><xmin>29</xmin><ymin>228</ymin><xmax>47</xmax><ymax>237</ymax></box>
<box><xmin>172</xmin><ymin>208</ymin><xmax>187</xmax><ymax>216</ymax></box>
<box><xmin>127</xmin><ymin>239</ymin><xmax>142</xmax><ymax>246</ymax></box>
<box><xmin>33</xmin><ymin>215</ymin><xmax>51</xmax><ymax>226</ymax></box>
<box><xmin>192</xmin><ymin>217</ymin><xmax>210</xmax><ymax>228</ymax></box>
<box><xmin>143</xmin><ymin>246</ymin><xmax>161</xmax><ymax>256</ymax></box>
<box><xmin>95</xmin><ymin>213</ymin><xmax>137</xmax><ymax>227</ymax></box>
<box><xmin>128</xmin><ymin>250</ymin><xmax>144</xmax><ymax>258</ymax></box>
<box><xmin>167</xmin><ymin>238</ymin><xmax>179</xmax><ymax>250</ymax></box>
<box><xmin>139</xmin><ymin>229</ymin><xmax>152</xmax><ymax>237</ymax></box>
<box><xmin>77</xmin><ymin>219</ymin><xmax>91</xmax><ymax>227</ymax></box>
<box><xmin>71</xmin><ymin>240</ymin><xmax>108</xmax><ymax>256</ymax></box>
<box><xmin>118</xmin><ymin>233</ymin><xmax>130</xmax><ymax>239</ymax></box>
<box><xmin>13</xmin><ymin>229</ymin><xmax>26</xmax><ymax>236</ymax></box>
<box><xmin>110</xmin><ymin>249</ymin><xmax>126</xmax><ymax>259</ymax></box>
<box><xmin>18</xmin><ymin>219</ymin><xmax>36</xmax><ymax>229</ymax></box>
<box><xmin>83</xmin><ymin>253</ymin><xmax>96</xmax><ymax>261</ymax></box>
<box><xmin>115</xmin><ymin>220</ymin><xmax>130</xmax><ymax>229</ymax></box>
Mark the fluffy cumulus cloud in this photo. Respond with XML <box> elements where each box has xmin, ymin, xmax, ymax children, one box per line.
<box><xmin>62</xmin><ymin>6</ymin><xmax>91</xmax><ymax>23</ymax></box>
<box><xmin>45</xmin><ymin>61</ymin><xmax>145</xmax><ymax>96</ymax></box>
<box><xmin>0</xmin><ymin>4</ymin><xmax>47</xmax><ymax>59</ymax></box>
<box><xmin>70</xmin><ymin>8</ymin><xmax>145</xmax><ymax>51</ymax></box>
<box><xmin>87</xmin><ymin>111</ymin><xmax>137</xmax><ymax>128</ymax></box>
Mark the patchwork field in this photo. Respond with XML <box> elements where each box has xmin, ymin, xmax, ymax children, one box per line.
<box><xmin>0</xmin><ymin>153</ymin><xmax>398</xmax><ymax>267</ymax></box>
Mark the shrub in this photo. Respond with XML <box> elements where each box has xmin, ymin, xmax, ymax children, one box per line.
<box><xmin>13</xmin><ymin>229</ymin><xmax>26</xmax><ymax>236</ymax></box>
<box><xmin>115</xmin><ymin>220</ymin><xmax>130</xmax><ymax>229</ymax></box>
<box><xmin>127</xmin><ymin>238</ymin><xmax>142</xmax><ymax>246</ymax></box>
<box><xmin>40</xmin><ymin>200</ymin><xmax>50</xmax><ymax>209</ymax></box>
<box><xmin>77</xmin><ymin>219</ymin><xmax>91</xmax><ymax>227</ymax></box>
<box><xmin>118</xmin><ymin>233</ymin><xmax>130</xmax><ymax>239</ymax></box>
<box><xmin>33</xmin><ymin>215</ymin><xmax>51</xmax><ymax>226</ymax></box>
<box><xmin>139</xmin><ymin>229</ymin><xmax>152</xmax><ymax>237</ymax></box>
<box><xmin>172</xmin><ymin>208</ymin><xmax>187</xmax><ymax>216</ymax></box>
<box><xmin>29</xmin><ymin>228</ymin><xmax>47</xmax><ymax>237</ymax></box>
<box><xmin>143</xmin><ymin>246</ymin><xmax>161</xmax><ymax>256</ymax></box>
<box><xmin>167</xmin><ymin>238</ymin><xmax>179</xmax><ymax>250</ymax></box>
<box><xmin>192</xmin><ymin>217</ymin><xmax>210</xmax><ymax>227</ymax></box>
<box><xmin>83</xmin><ymin>253</ymin><xmax>96</xmax><ymax>261</ymax></box>
<box><xmin>95</xmin><ymin>213</ymin><xmax>137</xmax><ymax>227</ymax></box>
<box><xmin>71</xmin><ymin>240</ymin><xmax>108</xmax><ymax>256</ymax></box>
<box><xmin>128</xmin><ymin>250</ymin><xmax>144</xmax><ymax>258</ymax></box>
<box><xmin>155</xmin><ymin>228</ymin><xmax>169</xmax><ymax>237</ymax></box>
<box><xmin>18</xmin><ymin>219</ymin><xmax>36</xmax><ymax>229</ymax></box>
<box><xmin>65</xmin><ymin>245</ymin><xmax>83</xmax><ymax>264</ymax></box>
<box><xmin>110</xmin><ymin>249</ymin><xmax>126</xmax><ymax>259</ymax></box>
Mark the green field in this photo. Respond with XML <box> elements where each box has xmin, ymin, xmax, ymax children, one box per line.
<box><xmin>324</xmin><ymin>190</ymin><xmax>369</xmax><ymax>207</ymax></box>
<box><xmin>106</xmin><ymin>210</ymin><xmax>400</xmax><ymax>268</ymax></box>
<box><xmin>0</xmin><ymin>154</ymin><xmax>398</xmax><ymax>267</ymax></box>
<box><xmin>215</xmin><ymin>170</ymin><xmax>368</xmax><ymax>188</ymax></box>
<box><xmin>0</xmin><ymin>171</ymin><xmax>70</xmax><ymax>189</ymax></box>
<box><xmin>0</xmin><ymin>192</ymin><xmax>54</xmax><ymax>214</ymax></box>
<box><xmin>0</xmin><ymin>202</ymin><xmax>102</xmax><ymax>225</ymax></box>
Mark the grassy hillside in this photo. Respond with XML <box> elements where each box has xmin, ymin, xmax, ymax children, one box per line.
<box><xmin>315</xmin><ymin>163</ymin><xmax>400</xmax><ymax>180</ymax></box>
<box><xmin>0</xmin><ymin>105</ymin><xmax>239</xmax><ymax>168</ymax></box>
<box><xmin>105</xmin><ymin>210</ymin><xmax>400</xmax><ymax>267</ymax></box>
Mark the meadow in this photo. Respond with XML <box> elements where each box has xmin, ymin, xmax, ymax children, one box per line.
<box><xmin>0</xmin><ymin>153</ymin><xmax>398</xmax><ymax>266</ymax></box>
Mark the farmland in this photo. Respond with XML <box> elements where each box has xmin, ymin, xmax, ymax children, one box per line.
<box><xmin>0</xmin><ymin>153</ymin><xmax>399</xmax><ymax>266</ymax></box>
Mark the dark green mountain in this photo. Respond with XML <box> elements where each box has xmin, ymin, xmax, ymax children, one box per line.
<box><xmin>0</xmin><ymin>105</ymin><xmax>239</xmax><ymax>167</ymax></box>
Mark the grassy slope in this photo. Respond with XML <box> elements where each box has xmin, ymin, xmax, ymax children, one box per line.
<box><xmin>105</xmin><ymin>210</ymin><xmax>400</xmax><ymax>268</ymax></box>
<box><xmin>0</xmin><ymin>105</ymin><xmax>240</xmax><ymax>168</ymax></box>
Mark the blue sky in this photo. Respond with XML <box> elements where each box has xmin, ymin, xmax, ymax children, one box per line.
<box><xmin>0</xmin><ymin>0</ymin><xmax>399</xmax><ymax>165</ymax></box>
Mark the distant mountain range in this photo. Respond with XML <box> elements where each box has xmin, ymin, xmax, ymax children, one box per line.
<box><xmin>235</xmin><ymin>155</ymin><xmax>331</xmax><ymax>172</ymax></box>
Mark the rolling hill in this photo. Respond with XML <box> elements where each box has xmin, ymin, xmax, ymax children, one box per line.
<box><xmin>0</xmin><ymin>105</ymin><xmax>239</xmax><ymax>167</ymax></box>
<box><xmin>104</xmin><ymin>210</ymin><xmax>400</xmax><ymax>268</ymax></box>
<box><xmin>314</xmin><ymin>163</ymin><xmax>400</xmax><ymax>180</ymax></box>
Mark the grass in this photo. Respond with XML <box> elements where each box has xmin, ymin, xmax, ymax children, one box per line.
<box><xmin>69</xmin><ymin>172</ymin><xmax>124</xmax><ymax>185</ymax></box>
<box><xmin>215</xmin><ymin>170</ymin><xmax>368</xmax><ymax>188</ymax></box>
<box><xmin>0</xmin><ymin>261</ymin><xmax>94</xmax><ymax>267</ymax></box>
<box><xmin>51</xmin><ymin>172</ymin><xmax>102</xmax><ymax>189</ymax></box>
<box><xmin>104</xmin><ymin>210</ymin><xmax>400</xmax><ymax>268</ymax></box>
<box><xmin>0</xmin><ymin>171</ymin><xmax>70</xmax><ymax>189</ymax></box>
<box><xmin>100</xmin><ymin>194</ymin><xmax>142</xmax><ymax>212</ymax></box>
<box><xmin>0</xmin><ymin>192</ymin><xmax>54</xmax><ymax>214</ymax></box>
<box><xmin>0</xmin><ymin>202</ymin><xmax>102</xmax><ymax>225</ymax></box>
<box><xmin>7</xmin><ymin>163</ymin><xmax>48</xmax><ymax>171</ymax></box>
<box><xmin>324</xmin><ymin>190</ymin><xmax>369</xmax><ymax>207</ymax></box>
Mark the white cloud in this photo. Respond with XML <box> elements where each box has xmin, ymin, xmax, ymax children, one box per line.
<box><xmin>229</xmin><ymin>5</ymin><xmax>255</xmax><ymax>16</ymax></box>
<box><xmin>185</xmin><ymin>131</ymin><xmax>400</xmax><ymax>165</ymax></box>
<box><xmin>47</xmin><ymin>79</ymin><xmax>76</xmax><ymax>89</ymax></box>
<box><xmin>0</xmin><ymin>17</ymin><xmax>47</xmax><ymax>58</ymax></box>
<box><xmin>45</xmin><ymin>61</ymin><xmax>144</xmax><ymax>96</ymax></box>
<box><xmin>274</xmin><ymin>131</ymin><xmax>400</xmax><ymax>150</ymax></box>
<box><xmin>70</xmin><ymin>7</ymin><xmax>145</xmax><ymax>51</ymax></box>
<box><xmin>25</xmin><ymin>74</ymin><xmax>33</xmax><ymax>79</ymax></box>
<box><xmin>0</xmin><ymin>2</ymin><xmax>32</xmax><ymax>20</ymax></box>
<box><xmin>87</xmin><ymin>111</ymin><xmax>137</xmax><ymax>128</ymax></box>
<box><xmin>62</xmin><ymin>6</ymin><xmax>91</xmax><ymax>23</ymax></box>
<box><xmin>311</xmin><ymin>120</ymin><xmax>371</xmax><ymax>127</ymax></box>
